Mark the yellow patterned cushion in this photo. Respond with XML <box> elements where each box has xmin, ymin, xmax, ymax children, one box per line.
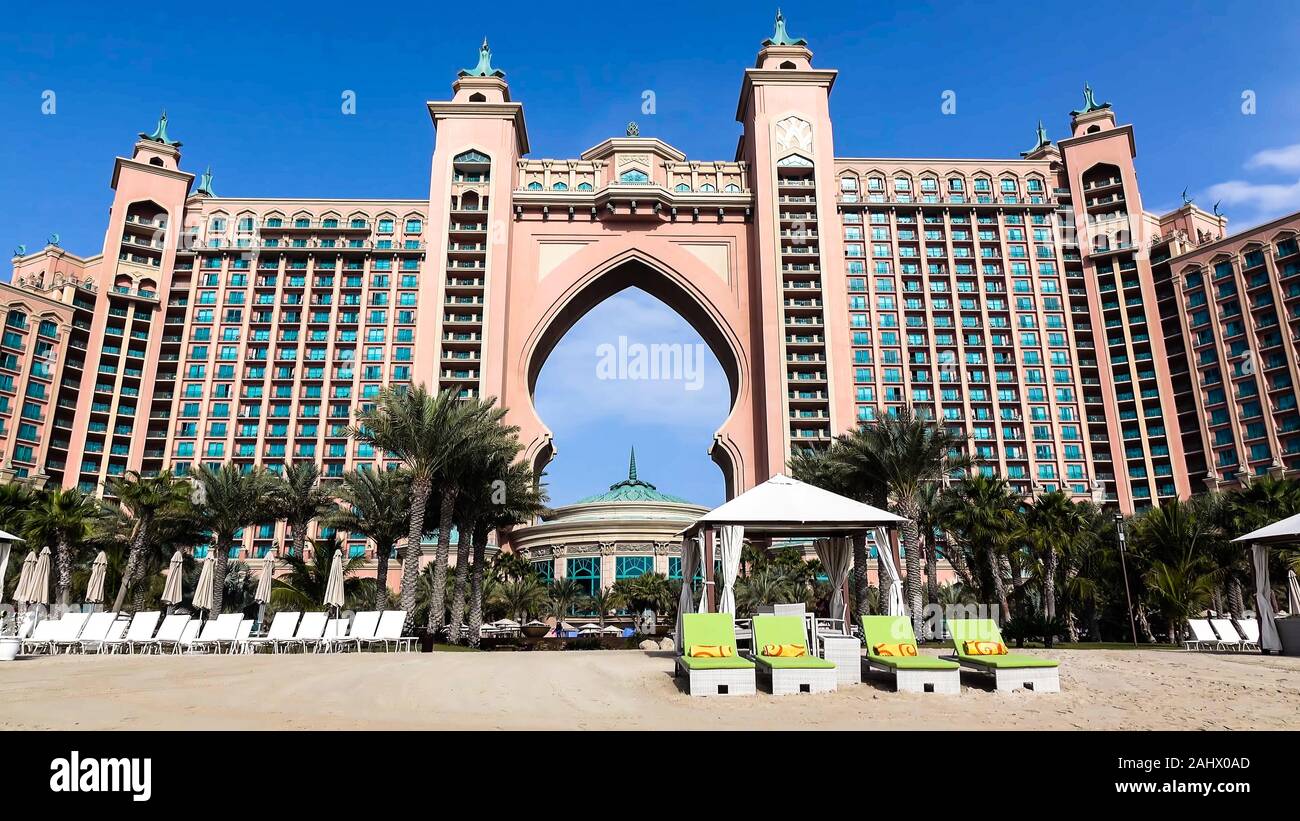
<box><xmin>761</xmin><ymin>643</ymin><xmax>807</xmax><ymax>658</ymax></box>
<box><xmin>687</xmin><ymin>644</ymin><xmax>733</xmax><ymax>658</ymax></box>
<box><xmin>873</xmin><ymin>642</ymin><xmax>918</xmax><ymax>657</ymax></box>
<box><xmin>963</xmin><ymin>640</ymin><xmax>1008</xmax><ymax>656</ymax></box>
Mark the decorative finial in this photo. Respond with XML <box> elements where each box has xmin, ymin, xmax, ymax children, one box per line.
<box><xmin>625</xmin><ymin>121</ymin><xmax>640</xmax><ymax>137</ymax></box>
<box><xmin>1072</xmin><ymin>82</ymin><xmax>1112</xmax><ymax>116</ymax></box>
<box><xmin>47</xmin><ymin>233</ymin><xmax>60</xmax><ymax>247</ymax></box>
<box><xmin>1213</xmin><ymin>200</ymin><xmax>1223</xmax><ymax>218</ymax></box>
<box><xmin>1034</xmin><ymin>120</ymin><xmax>1049</xmax><ymax>148</ymax></box>
<box><xmin>628</xmin><ymin>447</ymin><xmax>638</xmax><ymax>482</ymax></box>
<box><xmin>196</xmin><ymin>166</ymin><xmax>216</xmax><ymax>197</ymax></box>
<box><xmin>458</xmin><ymin>37</ymin><xmax>505</xmax><ymax>79</ymax></box>
<box><xmin>139</xmin><ymin>109</ymin><xmax>181</xmax><ymax>147</ymax></box>
<box><xmin>13</xmin><ymin>244</ymin><xmax>25</xmax><ymax>257</ymax></box>
<box><xmin>1181</xmin><ymin>187</ymin><xmax>1193</xmax><ymax>207</ymax></box>
<box><xmin>763</xmin><ymin>8</ymin><xmax>807</xmax><ymax>47</ymax></box>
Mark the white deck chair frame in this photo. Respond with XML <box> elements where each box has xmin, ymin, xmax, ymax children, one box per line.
<box><xmin>240</xmin><ymin>611</ymin><xmax>300</xmax><ymax>654</ymax></box>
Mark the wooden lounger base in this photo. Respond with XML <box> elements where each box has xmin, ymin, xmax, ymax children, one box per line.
<box><xmin>674</xmin><ymin>659</ymin><xmax>757</xmax><ymax>696</ymax></box>
<box><xmin>863</xmin><ymin>658</ymin><xmax>961</xmax><ymax>694</ymax></box>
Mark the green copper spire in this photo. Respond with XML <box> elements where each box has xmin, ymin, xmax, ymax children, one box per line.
<box><xmin>1034</xmin><ymin>120</ymin><xmax>1049</xmax><ymax>149</ymax></box>
<box><xmin>1071</xmin><ymin>82</ymin><xmax>1112</xmax><ymax>116</ymax></box>
<box><xmin>628</xmin><ymin>447</ymin><xmax>638</xmax><ymax>481</ymax></box>
<box><xmin>763</xmin><ymin>8</ymin><xmax>807</xmax><ymax>47</ymax></box>
<box><xmin>458</xmin><ymin>37</ymin><xmax>505</xmax><ymax>79</ymax></box>
<box><xmin>573</xmin><ymin>448</ymin><xmax>692</xmax><ymax>504</ymax></box>
<box><xmin>195</xmin><ymin>166</ymin><xmax>216</xmax><ymax>196</ymax></box>
<box><xmin>139</xmin><ymin>109</ymin><xmax>181</xmax><ymax>147</ymax></box>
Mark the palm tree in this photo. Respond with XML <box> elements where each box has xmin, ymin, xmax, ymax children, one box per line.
<box><xmin>789</xmin><ymin>444</ymin><xmax>874</xmax><ymax>620</ymax></box>
<box><xmin>1021</xmin><ymin>490</ymin><xmax>1091</xmax><ymax>647</ymax></box>
<box><xmin>271</xmin><ymin>461</ymin><xmax>337</xmax><ymax>561</ymax></box>
<box><xmin>350</xmin><ymin>385</ymin><xmax>506</xmax><ymax>635</ymax></box>
<box><xmin>23</xmin><ymin>488</ymin><xmax>103</xmax><ymax>606</ymax></box>
<box><xmin>916</xmin><ymin>481</ymin><xmax>944</xmax><ymax>604</ymax></box>
<box><xmin>611</xmin><ymin>572</ymin><xmax>675</xmax><ymax>632</ymax></box>
<box><xmin>1130</xmin><ymin>496</ymin><xmax>1221</xmax><ymax>642</ymax></box>
<box><xmin>468</xmin><ymin>458</ymin><xmax>545</xmax><ymax>647</ymax></box>
<box><xmin>326</xmin><ymin>467</ymin><xmax>411</xmax><ymax>612</ymax></box>
<box><xmin>193</xmin><ymin>464</ymin><xmax>276</xmax><ymax>614</ymax></box>
<box><xmin>270</xmin><ymin>536</ymin><xmax>368</xmax><ymax>611</ymax></box>
<box><xmin>940</xmin><ymin>475</ymin><xmax>1021</xmax><ymax>620</ymax></box>
<box><xmin>107</xmin><ymin>470</ymin><xmax>195</xmax><ymax>613</ymax></box>
<box><xmin>547</xmin><ymin>577</ymin><xmax>587</xmax><ymax>633</ymax></box>
<box><xmin>584</xmin><ymin>587</ymin><xmax>622</xmax><ymax>629</ymax></box>
<box><xmin>491</xmin><ymin>574</ymin><xmax>549</xmax><ymax>624</ymax></box>
<box><xmin>834</xmin><ymin>407</ymin><xmax>972</xmax><ymax>635</ymax></box>
<box><xmin>735</xmin><ymin>565</ymin><xmax>799</xmax><ymax>616</ymax></box>
<box><xmin>0</xmin><ymin>482</ymin><xmax>35</xmax><ymax>535</ymax></box>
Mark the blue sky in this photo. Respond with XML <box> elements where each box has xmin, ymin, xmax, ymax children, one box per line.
<box><xmin>3</xmin><ymin>1</ymin><xmax>1299</xmax><ymax>505</ymax></box>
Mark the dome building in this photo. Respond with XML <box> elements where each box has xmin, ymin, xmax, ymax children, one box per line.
<box><xmin>504</xmin><ymin>449</ymin><xmax>707</xmax><ymax>599</ymax></box>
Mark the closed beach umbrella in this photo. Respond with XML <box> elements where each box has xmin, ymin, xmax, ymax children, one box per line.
<box><xmin>12</xmin><ymin>550</ymin><xmax>37</xmax><ymax>605</ymax></box>
<box><xmin>1288</xmin><ymin>569</ymin><xmax>1300</xmax><ymax>616</ymax></box>
<box><xmin>160</xmin><ymin>550</ymin><xmax>185</xmax><ymax>607</ymax></box>
<box><xmin>85</xmin><ymin>551</ymin><xmax>108</xmax><ymax>605</ymax></box>
<box><xmin>192</xmin><ymin>556</ymin><xmax>216</xmax><ymax>616</ymax></box>
<box><xmin>28</xmin><ymin>546</ymin><xmax>52</xmax><ymax>606</ymax></box>
<box><xmin>323</xmin><ymin>549</ymin><xmax>345</xmax><ymax>613</ymax></box>
<box><xmin>254</xmin><ymin>553</ymin><xmax>275</xmax><ymax>605</ymax></box>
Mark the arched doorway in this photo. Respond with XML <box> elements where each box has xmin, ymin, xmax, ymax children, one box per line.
<box><xmin>490</xmin><ymin>246</ymin><xmax>769</xmax><ymax>499</ymax></box>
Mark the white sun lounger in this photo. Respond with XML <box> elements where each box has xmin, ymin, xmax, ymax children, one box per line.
<box><xmin>95</xmin><ymin>611</ymin><xmax>160</xmax><ymax>655</ymax></box>
<box><xmin>1210</xmin><ymin>618</ymin><xmax>1252</xmax><ymax>651</ymax></box>
<box><xmin>1237</xmin><ymin>618</ymin><xmax>1262</xmax><ymax>651</ymax></box>
<box><xmin>360</xmin><ymin>610</ymin><xmax>414</xmax><ymax>652</ymax></box>
<box><xmin>281</xmin><ymin>611</ymin><xmax>329</xmax><ymax>653</ymax></box>
<box><xmin>239</xmin><ymin>611</ymin><xmax>300</xmax><ymax>654</ymax></box>
<box><xmin>11</xmin><ymin>611</ymin><xmax>37</xmax><ymax>640</ymax></box>
<box><xmin>329</xmin><ymin>610</ymin><xmax>380</xmax><ymax>653</ymax></box>
<box><xmin>137</xmin><ymin>614</ymin><xmax>189</xmax><ymax>654</ymax></box>
<box><xmin>320</xmin><ymin>617</ymin><xmax>349</xmax><ymax>654</ymax></box>
<box><xmin>186</xmin><ymin>613</ymin><xmax>243</xmax><ymax>654</ymax></box>
<box><xmin>21</xmin><ymin>617</ymin><xmax>61</xmax><ymax>655</ymax></box>
<box><xmin>1184</xmin><ymin>618</ymin><xmax>1222</xmax><ymax>650</ymax></box>
<box><xmin>58</xmin><ymin>612</ymin><xmax>118</xmax><ymax>654</ymax></box>
<box><xmin>33</xmin><ymin>612</ymin><xmax>90</xmax><ymax>655</ymax></box>
<box><xmin>170</xmin><ymin>619</ymin><xmax>203</xmax><ymax>654</ymax></box>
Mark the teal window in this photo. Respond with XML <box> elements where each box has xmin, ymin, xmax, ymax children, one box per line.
<box><xmin>530</xmin><ymin>560</ymin><xmax>554</xmax><ymax>583</ymax></box>
<box><xmin>615</xmin><ymin>556</ymin><xmax>653</xmax><ymax>580</ymax></box>
<box><xmin>566</xmin><ymin>557</ymin><xmax>600</xmax><ymax>599</ymax></box>
<box><xmin>619</xmin><ymin>169</ymin><xmax>649</xmax><ymax>184</ymax></box>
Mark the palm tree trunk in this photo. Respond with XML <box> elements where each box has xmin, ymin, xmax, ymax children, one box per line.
<box><xmin>1227</xmin><ymin>577</ymin><xmax>1245</xmax><ymax>618</ymax></box>
<box><xmin>986</xmin><ymin>545</ymin><xmax>1011</xmax><ymax>622</ymax></box>
<box><xmin>427</xmin><ymin>489</ymin><xmax>455</xmax><ymax>635</ymax></box>
<box><xmin>851</xmin><ymin>534</ymin><xmax>870</xmax><ymax>620</ymax></box>
<box><xmin>468</xmin><ymin>524</ymin><xmax>489</xmax><ymax>649</ymax></box>
<box><xmin>945</xmin><ymin>540</ymin><xmax>977</xmax><ymax>591</ymax></box>
<box><xmin>1211</xmin><ymin>587</ymin><xmax>1223</xmax><ymax>616</ymax></box>
<box><xmin>400</xmin><ymin>475</ymin><xmax>432</xmax><ymax>636</ymax></box>
<box><xmin>212</xmin><ymin>535</ymin><xmax>231</xmax><ymax>614</ymax></box>
<box><xmin>110</xmin><ymin>515</ymin><xmax>151</xmax><ymax>613</ymax></box>
<box><xmin>1062</xmin><ymin>564</ymin><xmax>1080</xmax><ymax>642</ymax></box>
<box><xmin>900</xmin><ymin>510</ymin><xmax>924</xmax><ymax>639</ymax></box>
<box><xmin>448</xmin><ymin>515</ymin><xmax>473</xmax><ymax>644</ymax></box>
<box><xmin>924</xmin><ymin>531</ymin><xmax>940</xmax><ymax>605</ymax></box>
<box><xmin>55</xmin><ymin>536</ymin><xmax>73</xmax><ymax>607</ymax></box>
<box><xmin>374</xmin><ymin>540</ymin><xmax>392</xmax><ymax>612</ymax></box>
<box><xmin>1135</xmin><ymin>605</ymin><xmax>1156</xmax><ymax>644</ymax></box>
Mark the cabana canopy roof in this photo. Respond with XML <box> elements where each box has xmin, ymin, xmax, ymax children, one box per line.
<box><xmin>681</xmin><ymin>473</ymin><xmax>905</xmax><ymax>537</ymax></box>
<box><xmin>1232</xmin><ymin>510</ymin><xmax>1300</xmax><ymax>545</ymax></box>
<box><xmin>0</xmin><ymin>530</ymin><xmax>22</xmax><ymax>541</ymax></box>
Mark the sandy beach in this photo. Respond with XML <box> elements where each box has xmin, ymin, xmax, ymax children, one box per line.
<box><xmin>2</xmin><ymin>648</ymin><xmax>1297</xmax><ymax>731</ymax></box>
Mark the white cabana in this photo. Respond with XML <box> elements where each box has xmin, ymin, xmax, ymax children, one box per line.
<box><xmin>1233</xmin><ymin>512</ymin><xmax>1300</xmax><ymax>653</ymax></box>
<box><xmin>678</xmin><ymin>473</ymin><xmax>906</xmax><ymax>640</ymax></box>
<box><xmin>0</xmin><ymin>529</ymin><xmax>24</xmax><ymax>606</ymax></box>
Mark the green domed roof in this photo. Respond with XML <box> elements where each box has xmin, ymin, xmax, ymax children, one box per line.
<box><xmin>574</xmin><ymin>448</ymin><xmax>693</xmax><ymax>505</ymax></box>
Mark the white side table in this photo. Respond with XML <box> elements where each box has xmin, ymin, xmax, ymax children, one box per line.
<box><xmin>818</xmin><ymin>634</ymin><xmax>862</xmax><ymax>686</ymax></box>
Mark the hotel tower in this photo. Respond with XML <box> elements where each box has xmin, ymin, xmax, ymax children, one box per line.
<box><xmin>5</xmin><ymin>14</ymin><xmax>1300</xmax><ymax>561</ymax></box>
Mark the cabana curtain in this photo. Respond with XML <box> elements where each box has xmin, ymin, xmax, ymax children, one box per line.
<box><xmin>1251</xmin><ymin>544</ymin><xmax>1282</xmax><ymax>651</ymax></box>
<box><xmin>0</xmin><ymin>540</ymin><xmax>10</xmax><ymax>606</ymax></box>
<box><xmin>873</xmin><ymin>527</ymin><xmax>906</xmax><ymax>617</ymax></box>
<box><xmin>1288</xmin><ymin>569</ymin><xmax>1300</xmax><ymax>617</ymax></box>
<box><xmin>675</xmin><ymin>534</ymin><xmax>699</xmax><ymax>648</ymax></box>
<box><xmin>717</xmin><ymin>525</ymin><xmax>744</xmax><ymax>614</ymax></box>
<box><xmin>814</xmin><ymin>536</ymin><xmax>852</xmax><ymax>625</ymax></box>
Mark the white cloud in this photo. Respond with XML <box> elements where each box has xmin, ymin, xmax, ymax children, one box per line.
<box><xmin>1204</xmin><ymin>178</ymin><xmax>1300</xmax><ymax>225</ymax></box>
<box><xmin>1245</xmin><ymin>143</ymin><xmax>1300</xmax><ymax>173</ymax></box>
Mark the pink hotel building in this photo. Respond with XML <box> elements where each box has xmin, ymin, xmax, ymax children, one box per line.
<box><xmin>4</xmin><ymin>15</ymin><xmax>1300</xmax><ymax>559</ymax></box>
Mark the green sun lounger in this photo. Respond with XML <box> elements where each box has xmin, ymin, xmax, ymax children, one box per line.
<box><xmin>946</xmin><ymin>619</ymin><xmax>1060</xmax><ymax>692</ymax></box>
<box><xmin>860</xmin><ymin>615</ymin><xmax>960</xmax><ymax>693</ymax></box>
<box><xmin>675</xmin><ymin>613</ymin><xmax>755</xmax><ymax>696</ymax></box>
<box><xmin>750</xmin><ymin>615</ymin><xmax>837</xmax><ymax>694</ymax></box>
